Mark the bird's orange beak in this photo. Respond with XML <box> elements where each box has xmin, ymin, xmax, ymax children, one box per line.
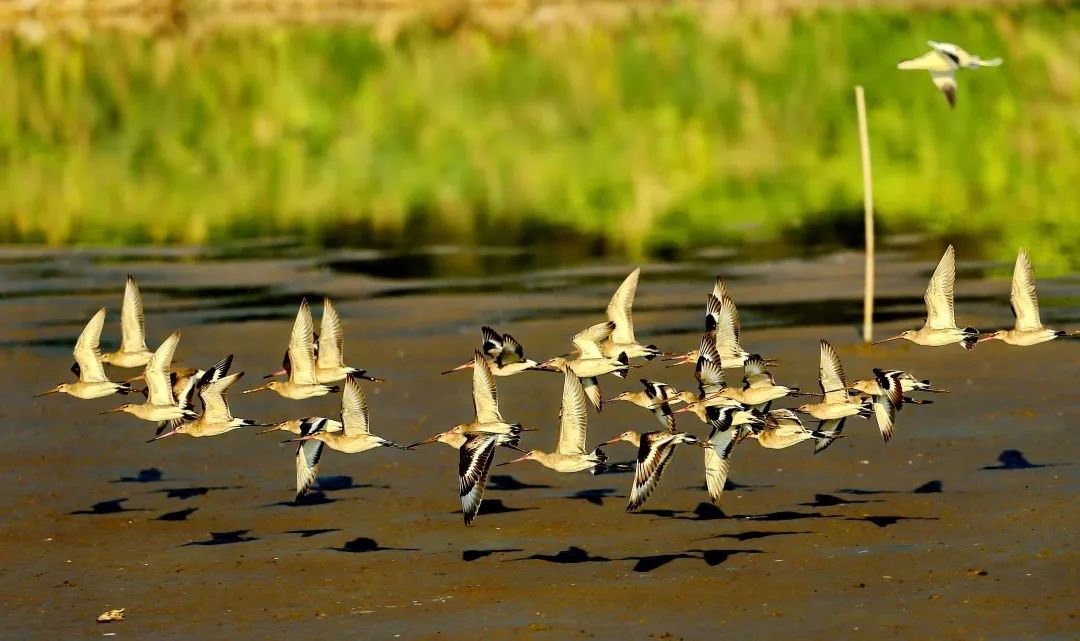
<box><xmin>405</xmin><ymin>434</ymin><xmax>442</xmax><ymax>449</ymax></box>
<box><xmin>241</xmin><ymin>384</ymin><xmax>272</xmax><ymax>395</ymax></box>
<box><xmin>33</xmin><ymin>386</ymin><xmax>62</xmax><ymax>398</ymax></box>
<box><xmin>262</xmin><ymin>368</ymin><xmax>287</xmax><ymax>379</ymax></box>
<box><xmin>496</xmin><ymin>454</ymin><xmax>531</xmax><ymax>466</ymax></box>
<box><xmin>872</xmin><ymin>335</ymin><xmax>903</xmax><ymax>345</ymax></box>
<box><xmin>439</xmin><ymin>361</ymin><xmax>473</xmax><ymax>375</ymax></box>
<box><xmin>98</xmin><ymin>407</ymin><xmax>126</xmax><ymax>415</ymax></box>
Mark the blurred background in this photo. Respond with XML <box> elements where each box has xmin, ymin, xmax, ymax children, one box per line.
<box><xmin>1</xmin><ymin>0</ymin><xmax>1077</xmax><ymax>274</ymax></box>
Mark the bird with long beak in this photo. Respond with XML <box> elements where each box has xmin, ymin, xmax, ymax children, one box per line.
<box><xmin>36</xmin><ymin>308</ymin><xmax>132</xmax><ymax>400</ymax></box>
<box><xmin>700</xmin><ymin>405</ymin><xmax>767</xmax><ymax>504</ymax></box>
<box><xmin>795</xmin><ymin>340</ymin><xmax>872</xmax><ymax>453</ymax></box>
<box><xmin>601</xmin><ymin>429</ymin><xmax>706</xmax><ymax>511</ymax></box>
<box><xmin>536</xmin><ymin>321</ymin><xmax>630</xmax><ymax>412</ymax></box>
<box><xmin>851</xmin><ymin>369</ymin><xmax>948</xmax><ymax>405</ymax></box>
<box><xmin>601</xmin><ymin>267</ymin><xmax>660</xmax><ymax>360</ymax></box>
<box><xmin>497</xmin><ymin>368</ymin><xmax>607</xmax><ymax>474</ymax></box>
<box><xmin>745</xmin><ymin>409</ymin><xmax>845</xmax><ymax>451</ymax></box>
<box><xmin>979</xmin><ymin>248</ymin><xmax>1067</xmax><ymax>346</ymax></box>
<box><xmin>99</xmin><ymin>274</ymin><xmax>156</xmax><ymax>369</ymax></box>
<box><xmin>148</xmin><ymin>372</ymin><xmax>261</xmax><ymax>441</ymax></box>
<box><xmin>666</xmin><ymin>279</ymin><xmax>774</xmax><ymax>368</ymax></box>
<box><xmin>263</xmin><ymin>297</ymin><xmax>384</xmax><ymax>384</ymax></box>
<box><xmin>608</xmin><ymin>379</ymin><xmax>680</xmax><ymax>432</ymax></box>
<box><xmin>663</xmin><ymin>277</ymin><xmax>730</xmax><ymax>366</ymax></box>
<box><xmin>897</xmin><ymin>40</ymin><xmax>1002</xmax><ymax>108</ymax></box>
<box><xmin>271</xmin><ymin>375</ymin><xmax>406</xmax><ymax>502</ymax></box>
<box><xmin>243</xmin><ymin>299</ymin><xmax>340</xmax><ymax>399</ymax></box>
<box><xmin>100</xmin><ymin>331</ymin><xmax>196</xmax><ymax>424</ymax></box>
<box><xmin>441</xmin><ymin>326</ymin><xmax>539</xmax><ymax>376</ymax></box>
<box><xmin>408</xmin><ymin>350</ymin><xmax>531</xmax><ymax>451</ymax></box>
<box><xmin>846</xmin><ymin>368</ymin><xmax>906</xmax><ymax>443</ymax></box>
<box><xmin>874</xmin><ymin>245</ymin><xmax>979</xmax><ymax>350</ymax></box>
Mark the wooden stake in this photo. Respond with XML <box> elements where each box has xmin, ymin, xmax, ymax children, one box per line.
<box><xmin>855</xmin><ymin>85</ymin><xmax>874</xmax><ymax>343</ymax></box>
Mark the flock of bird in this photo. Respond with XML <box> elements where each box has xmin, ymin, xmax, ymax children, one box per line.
<box><xmin>36</xmin><ymin>246</ymin><xmax>1071</xmax><ymax>525</ymax></box>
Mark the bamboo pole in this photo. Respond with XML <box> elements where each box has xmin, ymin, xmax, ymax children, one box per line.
<box><xmin>855</xmin><ymin>85</ymin><xmax>874</xmax><ymax>343</ymax></box>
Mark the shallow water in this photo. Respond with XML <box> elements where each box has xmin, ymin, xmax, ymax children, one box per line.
<box><xmin>0</xmin><ymin>242</ymin><xmax>1076</xmax><ymax>639</ymax></box>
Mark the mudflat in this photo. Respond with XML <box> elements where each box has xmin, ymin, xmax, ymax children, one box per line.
<box><xmin>0</xmin><ymin>246</ymin><xmax>1076</xmax><ymax>640</ymax></box>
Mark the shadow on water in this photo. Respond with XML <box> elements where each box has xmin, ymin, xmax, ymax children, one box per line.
<box><xmin>154</xmin><ymin>508</ymin><xmax>198</xmax><ymax>522</ymax></box>
<box><xmin>182</xmin><ymin>530</ymin><xmax>258</xmax><ymax>546</ymax></box>
<box><xmin>981</xmin><ymin>450</ymin><xmax>1049</xmax><ymax>470</ymax></box>
<box><xmin>463</xmin><ymin>548</ymin><xmax>524</xmax><ymax>562</ymax></box>
<box><xmin>286</xmin><ymin>529</ymin><xmax>341</xmax><ymax>538</ymax></box>
<box><xmin>113</xmin><ymin>468</ymin><xmax>164</xmax><ymax>483</ymax></box>
<box><xmin>151</xmin><ymin>486</ymin><xmax>239</xmax><ymax>500</ymax></box>
<box><xmin>70</xmin><ymin>499</ymin><xmax>145</xmax><ymax>515</ymax></box>
<box><xmin>845</xmin><ymin>515</ymin><xmax>939</xmax><ymax>528</ymax></box>
<box><xmin>487</xmin><ymin>475</ymin><xmax>552</xmax><ymax>491</ymax></box>
<box><xmin>331</xmin><ymin>537</ymin><xmax>419</xmax><ymax>553</ymax></box>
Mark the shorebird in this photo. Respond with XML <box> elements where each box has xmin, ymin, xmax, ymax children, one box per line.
<box><xmin>441</xmin><ymin>326</ymin><xmax>539</xmax><ymax>376</ymax></box>
<box><xmin>100</xmin><ymin>275</ymin><xmax>156</xmax><ymax>369</ymax></box>
<box><xmin>746</xmin><ymin>409</ymin><xmax>844</xmax><ymax>450</ymax></box>
<box><xmin>149</xmin><ymin>372</ymin><xmax>260</xmax><ymax>440</ymax></box>
<box><xmin>796</xmin><ymin>340</ymin><xmax>871</xmax><ymax>453</ymax></box>
<box><xmin>602</xmin><ymin>429</ymin><xmax>704</xmax><ymax>511</ymax></box>
<box><xmin>409</xmin><ymin>350</ymin><xmax>529</xmax><ymax>449</ymax></box>
<box><xmin>282</xmin><ymin>375</ymin><xmax>405</xmax><ymax>501</ymax></box>
<box><xmin>681</xmin><ymin>337</ymin><xmax>798</xmax><ymax>411</ymax></box>
<box><xmin>898</xmin><ymin>40</ymin><xmax>1002</xmax><ymax>107</ymax></box>
<box><xmin>874</xmin><ymin>245</ymin><xmax>979</xmax><ymax>350</ymax></box>
<box><xmin>458</xmin><ymin>431</ymin><xmax>502</xmax><ymax>525</ymax></box>
<box><xmin>99</xmin><ymin>331</ymin><xmax>196</xmax><ymax>424</ymax></box>
<box><xmin>851</xmin><ymin>369</ymin><xmax>947</xmax><ymax>405</ymax></box>
<box><xmin>497</xmin><ymin>368</ymin><xmax>607</xmax><ymax>474</ymax></box>
<box><xmin>666</xmin><ymin>279</ymin><xmax>772</xmax><ymax>368</ymax></box>
<box><xmin>979</xmin><ymin>249</ymin><xmax>1066</xmax><ymax>346</ymax></box>
<box><xmin>847</xmin><ymin>369</ymin><xmax>905</xmax><ymax>442</ymax></box>
<box><xmin>35</xmin><ymin>308</ymin><xmax>132</xmax><ymax>400</ymax></box>
<box><xmin>700</xmin><ymin>405</ymin><xmax>766</xmax><ymax>504</ymax></box>
<box><xmin>601</xmin><ymin>268</ymin><xmax>660</xmax><ymax>360</ymax></box>
<box><xmin>609</xmin><ymin>379</ymin><xmax>679</xmax><ymax>432</ymax></box>
<box><xmin>264</xmin><ymin>297</ymin><xmax>383</xmax><ymax>383</ymax></box>
<box><xmin>537</xmin><ymin>321</ymin><xmax>630</xmax><ymax>411</ymax></box>
<box><xmin>243</xmin><ymin>299</ymin><xmax>339</xmax><ymax>399</ymax></box>
<box><xmin>671</xmin><ymin>337</ymin><xmax>757</xmax><ymax>427</ymax></box>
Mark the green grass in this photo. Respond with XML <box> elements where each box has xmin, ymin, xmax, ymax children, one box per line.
<box><xmin>1</xmin><ymin>4</ymin><xmax>1078</xmax><ymax>272</ymax></box>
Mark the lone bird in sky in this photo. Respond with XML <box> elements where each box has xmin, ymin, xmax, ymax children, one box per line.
<box><xmin>898</xmin><ymin>40</ymin><xmax>1002</xmax><ymax>107</ymax></box>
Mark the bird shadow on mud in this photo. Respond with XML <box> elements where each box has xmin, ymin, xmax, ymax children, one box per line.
<box><xmin>286</xmin><ymin>528</ymin><xmax>341</xmax><ymax>538</ymax></box>
<box><xmin>837</xmin><ymin>479</ymin><xmax>945</xmax><ymax>495</ymax></box>
<box><xmin>799</xmin><ymin>493</ymin><xmax>879</xmax><ymax>507</ymax></box>
<box><xmin>70</xmin><ymin>498</ymin><xmax>147</xmax><ymax>515</ymax></box>
<box><xmin>845</xmin><ymin>515</ymin><xmax>939</xmax><ymax>528</ymax></box>
<box><xmin>454</xmin><ymin>499</ymin><xmax>535</xmax><ymax>518</ymax></box>
<box><xmin>463</xmin><ymin>548</ymin><xmax>524</xmax><ymax>562</ymax></box>
<box><xmin>151</xmin><ymin>486</ymin><xmax>240</xmax><ymax>500</ymax></box>
<box><xmin>510</xmin><ymin>546</ymin><xmax>763</xmax><ymax>572</ymax></box>
<box><xmin>682</xmin><ymin>478</ymin><xmax>774</xmax><ymax>492</ymax></box>
<box><xmin>699</xmin><ymin>530</ymin><xmax>812</xmax><ymax>543</ymax></box>
<box><xmin>265</xmin><ymin>491</ymin><xmax>345</xmax><ymax>508</ymax></box>
<box><xmin>182</xmin><ymin>530</ymin><xmax>258</xmax><ymax>546</ymax></box>
<box><xmin>981</xmin><ymin>450</ymin><xmax>1060</xmax><ymax>470</ymax></box>
<box><xmin>487</xmin><ymin>475</ymin><xmax>552</xmax><ymax>491</ymax></box>
<box><xmin>566</xmin><ymin>488</ymin><xmax>618</xmax><ymax>506</ymax></box>
<box><xmin>632</xmin><ymin>503</ymin><xmax>833</xmax><ymax>523</ymax></box>
<box><xmin>331</xmin><ymin>537</ymin><xmax>419</xmax><ymax>553</ymax></box>
<box><xmin>111</xmin><ymin>468</ymin><xmax>165</xmax><ymax>483</ymax></box>
<box><xmin>314</xmin><ymin>475</ymin><xmax>390</xmax><ymax>492</ymax></box>
<box><xmin>154</xmin><ymin>507</ymin><xmax>198</xmax><ymax>521</ymax></box>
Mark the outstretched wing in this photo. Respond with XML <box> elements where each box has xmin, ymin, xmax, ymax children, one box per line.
<box><xmin>480</xmin><ymin>326</ymin><xmax>504</xmax><ymax>361</ymax></box>
<box><xmin>471</xmin><ymin>350</ymin><xmax>503</xmax><ymax>423</ymax></box>
<box><xmin>499</xmin><ymin>333</ymin><xmax>526</xmax><ymax>366</ymax></box>
<box><xmin>74</xmin><ymin>308</ymin><xmax>109</xmax><ymax>383</ymax></box>
<box><xmin>818</xmin><ymin>340</ymin><xmax>848</xmax><ymax>404</ymax></box>
<box><xmin>704</xmin><ymin>426</ymin><xmax>738</xmax><ymax>503</ymax></box>
<box><xmin>1010</xmin><ymin>248</ymin><xmax>1043</xmax><ymax>331</ymax></box>
<box><xmin>606</xmin><ymin>268</ymin><xmax>640</xmax><ymax>345</ymax></box>
<box><xmin>459</xmin><ymin>432</ymin><xmax>499</xmax><ymax>526</ymax></box>
<box><xmin>340</xmin><ymin>375</ymin><xmax>371</xmax><ymax>436</ymax></box>
<box><xmin>924</xmin><ymin>245</ymin><xmax>957</xmax><ymax>329</ymax></box>
<box><xmin>145</xmin><ymin>331</ymin><xmax>181</xmax><ymax>406</ymax></box>
<box><xmin>316</xmin><ymin>297</ymin><xmax>345</xmax><ymax>370</ymax></box>
<box><xmin>628</xmin><ymin>433</ymin><xmax>677</xmax><ymax>511</ymax></box>
<box><xmin>200</xmin><ymin>372</ymin><xmax>243</xmax><ymax>424</ymax></box>
<box><xmin>572</xmin><ymin>321</ymin><xmax>615</xmax><ymax>359</ymax></box>
<box><xmin>713</xmin><ymin>296</ymin><xmax>742</xmax><ymax>355</ymax></box>
<box><xmin>119</xmin><ymin>275</ymin><xmax>148</xmax><ymax>353</ymax></box>
<box><xmin>555</xmin><ymin>369</ymin><xmax>589</xmax><ymax>455</ymax></box>
<box><xmin>287</xmin><ymin>300</ymin><xmax>319</xmax><ymax>385</ymax></box>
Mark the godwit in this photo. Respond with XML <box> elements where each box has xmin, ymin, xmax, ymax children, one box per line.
<box><xmin>851</xmin><ymin>369</ymin><xmax>947</xmax><ymax>404</ymax></box>
<box><xmin>979</xmin><ymin>249</ymin><xmax>1067</xmax><ymax>346</ymax></box>
<box><xmin>243</xmin><ymin>299</ymin><xmax>339</xmax><ymax>399</ymax></box>
<box><xmin>847</xmin><ymin>369</ymin><xmax>905</xmax><ymax>442</ymax></box>
<box><xmin>602</xmin><ymin>429</ymin><xmax>704</xmax><ymax>511</ymax></box>
<box><xmin>666</xmin><ymin>279</ymin><xmax>772</xmax><ymax>368</ymax></box>
<box><xmin>682</xmin><ymin>337</ymin><xmax>798</xmax><ymax>412</ymax></box>
<box><xmin>156</xmin><ymin>354</ymin><xmax>234</xmax><ymax>436</ymax></box>
<box><xmin>282</xmin><ymin>375</ymin><xmax>404</xmax><ymax>501</ymax></box>
<box><xmin>458</xmin><ymin>431</ymin><xmax>503</xmax><ymax>525</ymax></box>
<box><xmin>497</xmin><ymin>368</ymin><xmax>607</xmax><ymax>474</ymax></box>
<box><xmin>609</xmin><ymin>379</ymin><xmax>679</xmax><ymax>432</ymax></box>
<box><xmin>263</xmin><ymin>297</ymin><xmax>383</xmax><ymax>383</ymax></box>
<box><xmin>100</xmin><ymin>275</ymin><xmax>155</xmax><ymax>369</ymax></box>
<box><xmin>441</xmin><ymin>326</ymin><xmax>538</xmax><ymax>376</ymax></box>
<box><xmin>746</xmin><ymin>409</ymin><xmax>844</xmax><ymax>451</ymax></box>
<box><xmin>795</xmin><ymin>340</ymin><xmax>871</xmax><ymax>453</ymax></box>
<box><xmin>409</xmin><ymin>350</ymin><xmax>529</xmax><ymax>449</ymax></box>
<box><xmin>601</xmin><ymin>268</ymin><xmax>660</xmax><ymax>360</ymax></box>
<box><xmin>99</xmin><ymin>331</ymin><xmax>196</xmax><ymax>424</ymax></box>
<box><xmin>874</xmin><ymin>246</ymin><xmax>979</xmax><ymax>350</ymax></box>
<box><xmin>700</xmin><ymin>405</ymin><xmax>766</xmax><ymax>504</ymax></box>
<box><xmin>537</xmin><ymin>321</ymin><xmax>630</xmax><ymax>411</ymax></box>
<box><xmin>149</xmin><ymin>372</ymin><xmax>261</xmax><ymax>440</ymax></box>
<box><xmin>35</xmin><ymin>308</ymin><xmax>132</xmax><ymax>399</ymax></box>
<box><xmin>671</xmin><ymin>337</ymin><xmax>758</xmax><ymax>427</ymax></box>
<box><xmin>898</xmin><ymin>40</ymin><xmax>1002</xmax><ymax>107</ymax></box>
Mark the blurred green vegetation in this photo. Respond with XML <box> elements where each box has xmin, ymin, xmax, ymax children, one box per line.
<box><xmin>1</xmin><ymin>4</ymin><xmax>1078</xmax><ymax>271</ymax></box>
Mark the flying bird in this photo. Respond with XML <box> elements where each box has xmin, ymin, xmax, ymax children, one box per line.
<box><xmin>898</xmin><ymin>40</ymin><xmax>1002</xmax><ymax>107</ymax></box>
